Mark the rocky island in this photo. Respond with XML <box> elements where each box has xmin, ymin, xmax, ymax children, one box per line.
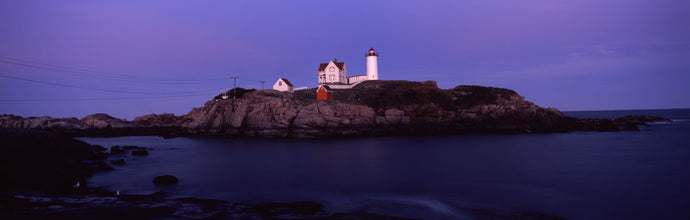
<box><xmin>0</xmin><ymin>80</ymin><xmax>669</xmax><ymax>138</ymax></box>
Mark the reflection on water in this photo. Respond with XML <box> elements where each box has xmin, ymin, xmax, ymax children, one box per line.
<box><xmin>80</xmin><ymin>121</ymin><xmax>690</xmax><ymax>219</ymax></box>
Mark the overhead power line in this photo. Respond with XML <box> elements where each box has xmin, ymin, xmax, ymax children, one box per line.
<box><xmin>0</xmin><ymin>59</ymin><xmax>144</xmax><ymax>83</ymax></box>
<box><xmin>0</xmin><ymin>93</ymin><xmax>215</xmax><ymax>102</ymax></box>
<box><xmin>0</xmin><ymin>73</ymin><xmax>229</xmax><ymax>95</ymax></box>
<box><xmin>0</xmin><ymin>73</ymin><xmax>157</xmax><ymax>94</ymax></box>
<box><xmin>0</xmin><ymin>55</ymin><xmax>139</xmax><ymax>77</ymax></box>
<box><xmin>0</xmin><ymin>55</ymin><xmax>273</xmax><ymax>89</ymax></box>
<box><xmin>0</xmin><ymin>55</ymin><xmax>229</xmax><ymax>83</ymax></box>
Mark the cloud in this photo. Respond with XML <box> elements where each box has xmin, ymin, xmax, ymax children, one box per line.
<box><xmin>492</xmin><ymin>52</ymin><xmax>689</xmax><ymax>78</ymax></box>
<box><xmin>598</xmin><ymin>49</ymin><xmax>615</xmax><ymax>55</ymax></box>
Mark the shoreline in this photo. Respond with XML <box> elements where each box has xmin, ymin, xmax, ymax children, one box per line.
<box><xmin>0</xmin><ymin>114</ymin><xmax>672</xmax><ymax>140</ymax></box>
<box><xmin>1</xmin><ymin>81</ymin><xmax>673</xmax><ymax>139</ymax></box>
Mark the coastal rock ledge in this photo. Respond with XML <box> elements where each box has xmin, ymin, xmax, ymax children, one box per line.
<box><xmin>0</xmin><ymin>81</ymin><xmax>670</xmax><ymax>138</ymax></box>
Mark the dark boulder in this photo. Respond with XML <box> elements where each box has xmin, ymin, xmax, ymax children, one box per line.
<box><xmin>91</xmin><ymin>145</ymin><xmax>107</xmax><ymax>151</ymax></box>
<box><xmin>122</xmin><ymin>145</ymin><xmax>144</xmax><ymax>150</ymax></box>
<box><xmin>239</xmin><ymin>201</ymin><xmax>324</xmax><ymax>216</ymax></box>
<box><xmin>84</xmin><ymin>161</ymin><xmax>114</xmax><ymax>172</ymax></box>
<box><xmin>110</xmin><ymin>146</ymin><xmax>125</xmax><ymax>155</ymax></box>
<box><xmin>153</xmin><ymin>175</ymin><xmax>178</xmax><ymax>185</ymax></box>
<box><xmin>93</xmin><ymin>152</ymin><xmax>110</xmax><ymax>160</ymax></box>
<box><xmin>132</xmin><ymin>149</ymin><xmax>149</xmax><ymax>156</ymax></box>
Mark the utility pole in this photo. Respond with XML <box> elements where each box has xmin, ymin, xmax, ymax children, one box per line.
<box><xmin>260</xmin><ymin>81</ymin><xmax>265</xmax><ymax>90</ymax></box>
<box><xmin>231</xmin><ymin>76</ymin><xmax>239</xmax><ymax>99</ymax></box>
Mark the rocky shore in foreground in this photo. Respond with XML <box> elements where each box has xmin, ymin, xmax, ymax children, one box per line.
<box><xmin>0</xmin><ymin>128</ymin><xmax>565</xmax><ymax>219</ymax></box>
<box><xmin>0</xmin><ymin>81</ymin><xmax>670</xmax><ymax>138</ymax></box>
<box><xmin>0</xmin><ymin>128</ymin><xmax>409</xmax><ymax>219</ymax></box>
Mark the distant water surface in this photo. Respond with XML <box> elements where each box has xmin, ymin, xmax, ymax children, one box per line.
<box><xmin>564</xmin><ymin>108</ymin><xmax>690</xmax><ymax>121</ymax></box>
<box><xmin>80</xmin><ymin>109</ymin><xmax>690</xmax><ymax>219</ymax></box>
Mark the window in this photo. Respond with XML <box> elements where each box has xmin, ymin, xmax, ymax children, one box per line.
<box><xmin>329</xmin><ymin>75</ymin><xmax>335</xmax><ymax>81</ymax></box>
<box><xmin>329</xmin><ymin>67</ymin><xmax>335</xmax><ymax>72</ymax></box>
<box><xmin>279</xmin><ymin>81</ymin><xmax>282</xmax><ymax>86</ymax></box>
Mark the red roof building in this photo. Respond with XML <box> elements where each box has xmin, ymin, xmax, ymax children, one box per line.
<box><xmin>316</xmin><ymin>85</ymin><xmax>334</xmax><ymax>100</ymax></box>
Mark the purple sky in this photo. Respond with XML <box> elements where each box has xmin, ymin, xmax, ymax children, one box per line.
<box><xmin>1</xmin><ymin>0</ymin><xmax>689</xmax><ymax>119</ymax></box>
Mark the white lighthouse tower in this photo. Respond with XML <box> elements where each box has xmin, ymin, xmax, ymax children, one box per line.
<box><xmin>366</xmin><ymin>47</ymin><xmax>379</xmax><ymax>80</ymax></box>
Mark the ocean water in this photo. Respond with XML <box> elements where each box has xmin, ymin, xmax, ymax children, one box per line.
<box><xmin>563</xmin><ymin>108</ymin><xmax>690</xmax><ymax>121</ymax></box>
<box><xmin>80</xmin><ymin>109</ymin><xmax>690</xmax><ymax>219</ymax></box>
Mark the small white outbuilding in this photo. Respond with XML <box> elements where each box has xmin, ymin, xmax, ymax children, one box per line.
<box><xmin>272</xmin><ymin>78</ymin><xmax>294</xmax><ymax>93</ymax></box>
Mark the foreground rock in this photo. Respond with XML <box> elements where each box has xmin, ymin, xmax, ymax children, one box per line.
<box><xmin>110</xmin><ymin>159</ymin><xmax>126</xmax><ymax>165</ymax></box>
<box><xmin>1</xmin><ymin>190</ymin><xmax>565</xmax><ymax>220</ymax></box>
<box><xmin>0</xmin><ymin>81</ymin><xmax>672</xmax><ymax>138</ymax></box>
<box><xmin>0</xmin><ymin>128</ymin><xmax>111</xmax><ymax>192</ymax></box>
<box><xmin>131</xmin><ymin>149</ymin><xmax>149</xmax><ymax>156</ymax></box>
<box><xmin>153</xmin><ymin>175</ymin><xmax>178</xmax><ymax>185</ymax></box>
<box><xmin>110</xmin><ymin>146</ymin><xmax>125</xmax><ymax>155</ymax></box>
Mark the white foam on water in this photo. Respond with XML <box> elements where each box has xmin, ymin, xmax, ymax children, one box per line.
<box><xmin>326</xmin><ymin>195</ymin><xmax>473</xmax><ymax>219</ymax></box>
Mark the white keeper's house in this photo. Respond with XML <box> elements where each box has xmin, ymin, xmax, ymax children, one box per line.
<box><xmin>272</xmin><ymin>78</ymin><xmax>294</xmax><ymax>92</ymax></box>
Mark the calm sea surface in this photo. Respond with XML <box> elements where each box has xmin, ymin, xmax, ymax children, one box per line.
<box><xmin>80</xmin><ymin>109</ymin><xmax>690</xmax><ymax>219</ymax></box>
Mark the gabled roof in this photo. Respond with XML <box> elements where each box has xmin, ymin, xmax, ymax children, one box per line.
<box><xmin>317</xmin><ymin>60</ymin><xmax>345</xmax><ymax>71</ymax></box>
<box><xmin>317</xmin><ymin>84</ymin><xmax>332</xmax><ymax>91</ymax></box>
<box><xmin>278</xmin><ymin>78</ymin><xmax>293</xmax><ymax>87</ymax></box>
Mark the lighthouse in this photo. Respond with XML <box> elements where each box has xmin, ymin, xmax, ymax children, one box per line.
<box><xmin>366</xmin><ymin>47</ymin><xmax>379</xmax><ymax>80</ymax></box>
<box><xmin>314</xmin><ymin>47</ymin><xmax>380</xmax><ymax>89</ymax></box>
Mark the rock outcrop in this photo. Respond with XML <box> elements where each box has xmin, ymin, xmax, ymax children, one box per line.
<box><xmin>0</xmin><ymin>112</ymin><xmax>183</xmax><ymax>137</ymax></box>
<box><xmin>182</xmin><ymin>90</ymin><xmax>378</xmax><ymax>138</ymax></box>
<box><xmin>132</xmin><ymin>113</ymin><xmax>182</xmax><ymax>127</ymax></box>
<box><xmin>80</xmin><ymin>113</ymin><xmax>133</xmax><ymax>129</ymax></box>
<box><xmin>0</xmin><ymin>113</ymin><xmax>133</xmax><ymax>130</ymax></box>
<box><xmin>0</xmin><ymin>115</ymin><xmax>85</xmax><ymax>130</ymax></box>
